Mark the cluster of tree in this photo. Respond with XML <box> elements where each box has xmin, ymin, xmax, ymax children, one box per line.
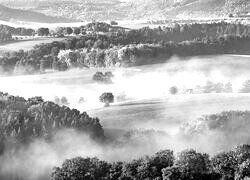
<box><xmin>0</xmin><ymin>31</ymin><xmax>12</xmax><ymax>42</ymax></box>
<box><xmin>0</xmin><ymin>92</ymin><xmax>104</xmax><ymax>154</ymax></box>
<box><xmin>50</xmin><ymin>22</ymin><xmax>124</xmax><ymax>37</ymax></box>
<box><xmin>0</xmin><ymin>24</ymin><xmax>35</xmax><ymax>36</ymax></box>
<box><xmin>202</xmin><ymin>111</ymin><xmax>250</xmax><ymax>131</ymax></box>
<box><xmin>224</xmin><ymin>0</ymin><xmax>248</xmax><ymax>16</ymax></box>
<box><xmin>53</xmin><ymin>22</ymin><xmax>250</xmax><ymax>50</ymax></box>
<box><xmin>84</xmin><ymin>22</ymin><xmax>113</xmax><ymax>32</ymax></box>
<box><xmin>239</xmin><ymin>80</ymin><xmax>250</xmax><ymax>93</ymax></box>
<box><xmin>0</xmin><ymin>34</ymin><xmax>249</xmax><ymax>74</ymax></box>
<box><xmin>194</xmin><ymin>81</ymin><xmax>233</xmax><ymax>94</ymax></box>
<box><xmin>56</xmin><ymin>22</ymin><xmax>250</xmax><ymax>46</ymax></box>
<box><xmin>92</xmin><ymin>71</ymin><xmax>114</xmax><ymax>83</ymax></box>
<box><xmin>1</xmin><ymin>22</ymin><xmax>250</xmax><ymax>74</ymax></box>
<box><xmin>0</xmin><ymin>41</ymin><xmax>65</xmax><ymax>74</ymax></box>
<box><xmin>54</xmin><ymin>26</ymin><xmax>75</xmax><ymax>36</ymax></box>
<box><xmin>126</xmin><ymin>22</ymin><xmax>250</xmax><ymax>43</ymax></box>
<box><xmin>182</xmin><ymin>111</ymin><xmax>250</xmax><ymax>135</ymax></box>
<box><xmin>110</xmin><ymin>21</ymin><xmax>118</xmax><ymax>26</ymax></box>
<box><xmin>37</xmin><ymin>27</ymin><xmax>50</xmax><ymax>36</ymax></box>
<box><xmin>51</xmin><ymin>145</ymin><xmax>250</xmax><ymax>180</ymax></box>
<box><xmin>2</xmin><ymin>21</ymin><xmax>250</xmax><ymax>43</ymax></box>
<box><xmin>53</xmin><ymin>96</ymin><xmax>69</xmax><ymax>106</ymax></box>
<box><xmin>56</xmin><ymin>35</ymin><xmax>250</xmax><ymax>69</ymax></box>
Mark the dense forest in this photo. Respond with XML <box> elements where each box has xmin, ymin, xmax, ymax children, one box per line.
<box><xmin>1</xmin><ymin>22</ymin><xmax>250</xmax><ymax>74</ymax></box>
<box><xmin>52</xmin><ymin>145</ymin><xmax>250</xmax><ymax>180</ymax></box>
<box><xmin>55</xmin><ymin>36</ymin><xmax>250</xmax><ymax>68</ymax></box>
<box><xmin>0</xmin><ymin>92</ymin><xmax>104</xmax><ymax>154</ymax></box>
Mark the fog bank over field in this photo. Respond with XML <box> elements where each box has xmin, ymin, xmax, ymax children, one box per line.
<box><xmin>1</xmin><ymin>55</ymin><xmax>250</xmax><ymax>179</ymax></box>
<box><xmin>0</xmin><ymin>55</ymin><xmax>249</xmax><ymax>111</ymax></box>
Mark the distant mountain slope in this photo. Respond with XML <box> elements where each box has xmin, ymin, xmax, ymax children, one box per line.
<box><xmin>161</xmin><ymin>0</ymin><xmax>226</xmax><ymax>19</ymax></box>
<box><xmin>0</xmin><ymin>0</ymin><xmax>249</xmax><ymax>21</ymax></box>
<box><xmin>0</xmin><ymin>4</ymin><xmax>74</xmax><ymax>23</ymax></box>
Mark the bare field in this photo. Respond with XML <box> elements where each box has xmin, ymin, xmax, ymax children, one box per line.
<box><xmin>0</xmin><ymin>37</ymin><xmax>65</xmax><ymax>54</ymax></box>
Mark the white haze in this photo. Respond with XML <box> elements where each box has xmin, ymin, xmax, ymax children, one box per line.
<box><xmin>0</xmin><ymin>55</ymin><xmax>250</xmax><ymax>179</ymax></box>
<box><xmin>0</xmin><ymin>55</ymin><xmax>249</xmax><ymax>111</ymax></box>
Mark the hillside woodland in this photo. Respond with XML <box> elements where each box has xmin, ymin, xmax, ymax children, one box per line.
<box><xmin>1</xmin><ymin>22</ymin><xmax>250</xmax><ymax>74</ymax></box>
<box><xmin>0</xmin><ymin>0</ymin><xmax>249</xmax><ymax>21</ymax></box>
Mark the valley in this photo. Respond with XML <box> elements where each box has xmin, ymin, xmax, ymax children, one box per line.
<box><xmin>0</xmin><ymin>2</ymin><xmax>249</xmax><ymax>178</ymax></box>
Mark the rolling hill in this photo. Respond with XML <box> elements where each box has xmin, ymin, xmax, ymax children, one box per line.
<box><xmin>0</xmin><ymin>0</ymin><xmax>249</xmax><ymax>25</ymax></box>
<box><xmin>0</xmin><ymin>4</ymin><xmax>74</xmax><ymax>23</ymax></box>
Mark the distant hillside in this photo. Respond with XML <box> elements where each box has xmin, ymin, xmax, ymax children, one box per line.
<box><xmin>0</xmin><ymin>4</ymin><xmax>74</xmax><ymax>23</ymax></box>
<box><xmin>0</xmin><ymin>0</ymin><xmax>249</xmax><ymax>21</ymax></box>
<box><xmin>161</xmin><ymin>0</ymin><xmax>226</xmax><ymax>19</ymax></box>
<box><xmin>125</xmin><ymin>0</ymin><xmax>249</xmax><ymax>19</ymax></box>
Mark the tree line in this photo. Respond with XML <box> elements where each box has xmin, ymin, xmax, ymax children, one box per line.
<box><xmin>0</xmin><ymin>34</ymin><xmax>249</xmax><ymax>74</ymax></box>
<box><xmin>38</xmin><ymin>22</ymin><xmax>125</xmax><ymax>37</ymax></box>
<box><xmin>0</xmin><ymin>24</ymin><xmax>35</xmax><ymax>36</ymax></box>
<box><xmin>0</xmin><ymin>24</ymin><xmax>35</xmax><ymax>42</ymax></box>
<box><xmin>55</xmin><ymin>35</ymin><xmax>250</xmax><ymax>69</ymax></box>
<box><xmin>51</xmin><ymin>22</ymin><xmax>250</xmax><ymax>42</ymax></box>
<box><xmin>1</xmin><ymin>22</ymin><xmax>250</xmax><ymax>74</ymax></box>
<box><xmin>51</xmin><ymin>144</ymin><xmax>250</xmax><ymax>180</ymax></box>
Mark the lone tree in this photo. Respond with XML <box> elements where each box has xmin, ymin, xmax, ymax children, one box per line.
<box><xmin>169</xmin><ymin>86</ymin><xmax>178</xmax><ymax>95</ymax></box>
<box><xmin>99</xmin><ymin>92</ymin><xmax>114</xmax><ymax>107</ymax></box>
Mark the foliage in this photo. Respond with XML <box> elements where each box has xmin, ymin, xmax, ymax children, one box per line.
<box><xmin>0</xmin><ymin>31</ymin><xmax>12</xmax><ymax>42</ymax></box>
<box><xmin>235</xmin><ymin>159</ymin><xmax>250</xmax><ymax>180</ymax></box>
<box><xmin>99</xmin><ymin>93</ymin><xmax>114</xmax><ymax>107</ymax></box>
<box><xmin>54</xmin><ymin>96</ymin><xmax>69</xmax><ymax>106</ymax></box>
<box><xmin>182</xmin><ymin>111</ymin><xmax>250</xmax><ymax>136</ymax></box>
<box><xmin>52</xmin><ymin>150</ymin><xmax>174</xmax><ymax>180</ymax></box>
<box><xmin>2</xmin><ymin>22</ymin><xmax>250</xmax><ymax>74</ymax></box>
<box><xmin>169</xmin><ymin>86</ymin><xmax>178</xmax><ymax>95</ymax></box>
<box><xmin>110</xmin><ymin>21</ymin><xmax>118</xmax><ymax>26</ymax></box>
<box><xmin>190</xmin><ymin>81</ymin><xmax>233</xmax><ymax>94</ymax></box>
<box><xmin>92</xmin><ymin>71</ymin><xmax>114</xmax><ymax>83</ymax></box>
<box><xmin>224</xmin><ymin>0</ymin><xmax>248</xmax><ymax>15</ymax></box>
<box><xmin>52</xmin><ymin>145</ymin><xmax>250</xmax><ymax>180</ymax></box>
<box><xmin>37</xmin><ymin>28</ymin><xmax>50</xmax><ymax>36</ymax></box>
<box><xmin>239</xmin><ymin>80</ymin><xmax>250</xmax><ymax>93</ymax></box>
<box><xmin>162</xmin><ymin>149</ymin><xmax>211</xmax><ymax>180</ymax></box>
<box><xmin>109</xmin><ymin>162</ymin><xmax>123</xmax><ymax>180</ymax></box>
<box><xmin>51</xmin><ymin>157</ymin><xmax>111</xmax><ymax>180</ymax></box>
<box><xmin>0</xmin><ymin>92</ymin><xmax>105</xmax><ymax>154</ymax></box>
<box><xmin>0</xmin><ymin>24</ymin><xmax>35</xmax><ymax>37</ymax></box>
<box><xmin>211</xmin><ymin>151</ymin><xmax>238</xmax><ymax>180</ymax></box>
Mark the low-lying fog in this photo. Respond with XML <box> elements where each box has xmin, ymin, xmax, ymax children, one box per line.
<box><xmin>1</xmin><ymin>54</ymin><xmax>250</xmax><ymax>179</ymax></box>
<box><xmin>1</xmin><ymin>55</ymin><xmax>250</xmax><ymax>111</ymax></box>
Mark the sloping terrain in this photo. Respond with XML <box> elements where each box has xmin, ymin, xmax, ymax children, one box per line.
<box><xmin>0</xmin><ymin>0</ymin><xmax>249</xmax><ymax>21</ymax></box>
<box><xmin>0</xmin><ymin>37</ymin><xmax>65</xmax><ymax>55</ymax></box>
<box><xmin>0</xmin><ymin>0</ymin><xmax>128</xmax><ymax>21</ymax></box>
<box><xmin>87</xmin><ymin>94</ymin><xmax>250</xmax><ymax>132</ymax></box>
<box><xmin>0</xmin><ymin>4</ymin><xmax>73</xmax><ymax>23</ymax></box>
<box><xmin>161</xmin><ymin>0</ymin><xmax>226</xmax><ymax>19</ymax></box>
